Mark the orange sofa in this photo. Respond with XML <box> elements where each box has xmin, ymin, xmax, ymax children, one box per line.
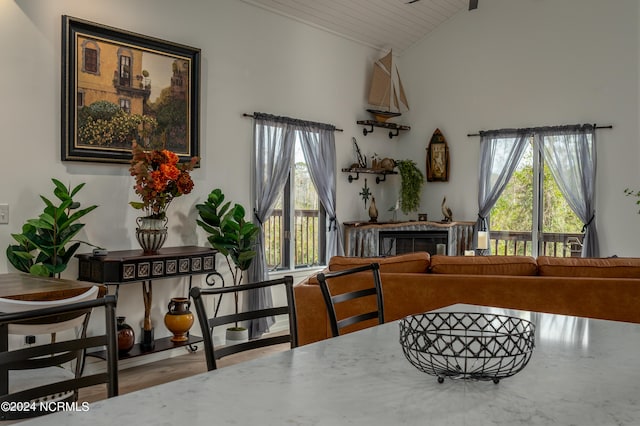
<box><xmin>293</xmin><ymin>252</ymin><xmax>640</xmax><ymax>345</ymax></box>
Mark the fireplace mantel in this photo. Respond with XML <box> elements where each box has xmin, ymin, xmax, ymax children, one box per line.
<box><xmin>343</xmin><ymin>221</ymin><xmax>475</xmax><ymax>257</ymax></box>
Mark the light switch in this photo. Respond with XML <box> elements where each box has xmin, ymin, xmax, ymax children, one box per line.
<box><xmin>0</xmin><ymin>204</ymin><xmax>8</xmax><ymax>224</ymax></box>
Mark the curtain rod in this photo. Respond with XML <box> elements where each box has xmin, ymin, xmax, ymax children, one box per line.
<box><xmin>467</xmin><ymin>124</ymin><xmax>612</xmax><ymax>137</ymax></box>
<box><xmin>242</xmin><ymin>113</ymin><xmax>343</xmax><ymax>132</ymax></box>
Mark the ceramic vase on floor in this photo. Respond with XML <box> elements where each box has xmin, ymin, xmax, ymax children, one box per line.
<box><xmin>136</xmin><ymin>217</ymin><xmax>168</xmax><ymax>254</ymax></box>
<box><xmin>164</xmin><ymin>297</ymin><xmax>194</xmax><ymax>342</ymax></box>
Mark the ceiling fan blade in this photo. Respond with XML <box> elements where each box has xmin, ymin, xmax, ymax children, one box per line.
<box><xmin>469</xmin><ymin>0</ymin><xmax>478</xmax><ymax>10</ymax></box>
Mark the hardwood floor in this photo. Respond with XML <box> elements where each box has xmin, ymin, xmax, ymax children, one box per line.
<box><xmin>79</xmin><ymin>341</ymin><xmax>289</xmax><ymax>403</ymax></box>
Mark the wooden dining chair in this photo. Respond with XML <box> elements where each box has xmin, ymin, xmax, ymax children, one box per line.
<box><xmin>316</xmin><ymin>263</ymin><xmax>385</xmax><ymax>337</ymax></box>
<box><xmin>0</xmin><ymin>290</ymin><xmax>118</xmax><ymax>421</ymax></box>
<box><xmin>190</xmin><ymin>276</ymin><xmax>298</xmax><ymax>371</ymax></box>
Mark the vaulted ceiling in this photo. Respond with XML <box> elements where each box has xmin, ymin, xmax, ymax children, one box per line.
<box><xmin>241</xmin><ymin>0</ymin><xmax>470</xmax><ymax>55</ymax></box>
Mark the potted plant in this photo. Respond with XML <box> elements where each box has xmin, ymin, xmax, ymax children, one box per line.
<box><xmin>196</xmin><ymin>188</ymin><xmax>260</xmax><ymax>342</ymax></box>
<box><xmin>395</xmin><ymin>159</ymin><xmax>425</xmax><ymax>215</ymax></box>
<box><xmin>6</xmin><ymin>178</ymin><xmax>98</xmax><ymax>277</ymax></box>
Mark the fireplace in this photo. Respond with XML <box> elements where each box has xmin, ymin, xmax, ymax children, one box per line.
<box><xmin>379</xmin><ymin>230</ymin><xmax>449</xmax><ymax>256</ymax></box>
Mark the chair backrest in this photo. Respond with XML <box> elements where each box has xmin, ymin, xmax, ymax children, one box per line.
<box><xmin>316</xmin><ymin>263</ymin><xmax>385</xmax><ymax>337</ymax></box>
<box><xmin>190</xmin><ymin>276</ymin><xmax>298</xmax><ymax>371</ymax></box>
<box><xmin>0</xmin><ymin>285</ymin><xmax>100</xmax><ymax>335</ymax></box>
<box><xmin>0</xmin><ymin>294</ymin><xmax>118</xmax><ymax>420</ymax></box>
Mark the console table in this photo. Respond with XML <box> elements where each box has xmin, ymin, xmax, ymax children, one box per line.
<box><xmin>344</xmin><ymin>221</ymin><xmax>475</xmax><ymax>257</ymax></box>
<box><xmin>75</xmin><ymin>246</ymin><xmax>217</xmax><ymax>358</ymax></box>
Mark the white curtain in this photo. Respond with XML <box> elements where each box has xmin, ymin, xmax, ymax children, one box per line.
<box><xmin>477</xmin><ymin>130</ymin><xmax>531</xmax><ymax>253</ymax></box>
<box><xmin>298</xmin><ymin>124</ymin><xmax>344</xmax><ymax>259</ymax></box>
<box><xmin>538</xmin><ymin>124</ymin><xmax>598</xmax><ymax>257</ymax></box>
<box><xmin>247</xmin><ymin>113</ymin><xmax>338</xmax><ymax>338</ymax></box>
<box><xmin>247</xmin><ymin>113</ymin><xmax>296</xmax><ymax>338</ymax></box>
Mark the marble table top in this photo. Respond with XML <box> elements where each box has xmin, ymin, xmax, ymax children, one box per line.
<box><xmin>15</xmin><ymin>304</ymin><xmax>640</xmax><ymax>425</ymax></box>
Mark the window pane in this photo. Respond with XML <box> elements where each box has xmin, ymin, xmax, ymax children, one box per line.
<box><xmin>294</xmin><ymin>143</ymin><xmax>321</xmax><ymax>267</ymax></box>
<box><xmin>264</xmin><ymin>194</ymin><xmax>284</xmax><ymax>270</ymax></box>
<box><xmin>491</xmin><ymin>136</ymin><xmax>584</xmax><ymax>257</ymax></box>
<box><xmin>491</xmin><ymin>143</ymin><xmax>534</xmax><ymax>256</ymax></box>
<box><xmin>263</xmin><ymin>130</ymin><xmax>326</xmax><ymax>271</ymax></box>
<box><xmin>541</xmin><ymin>163</ymin><xmax>583</xmax><ymax>257</ymax></box>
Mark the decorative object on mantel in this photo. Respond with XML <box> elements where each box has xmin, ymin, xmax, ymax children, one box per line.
<box><xmin>368</xmin><ymin>197</ymin><xmax>379</xmax><ymax>223</ymax></box>
<box><xmin>366</xmin><ymin>50</ymin><xmax>409</xmax><ymax>123</ymax></box>
<box><xmin>395</xmin><ymin>159</ymin><xmax>424</xmax><ymax>215</ymax></box>
<box><xmin>426</xmin><ymin>128</ymin><xmax>450</xmax><ymax>182</ymax></box>
<box><xmin>116</xmin><ymin>316</ymin><xmax>135</xmax><ymax>355</ymax></box>
<box><xmin>196</xmin><ymin>188</ymin><xmax>260</xmax><ymax>340</ymax></box>
<box><xmin>129</xmin><ymin>142</ymin><xmax>199</xmax><ymax>254</ymax></box>
<box><xmin>6</xmin><ymin>178</ymin><xmax>98</xmax><ymax>278</ymax></box>
<box><xmin>399</xmin><ymin>312</ymin><xmax>535</xmax><ymax>384</ymax></box>
<box><xmin>388</xmin><ymin>200</ymin><xmax>400</xmax><ymax>222</ymax></box>
<box><xmin>164</xmin><ymin>297</ymin><xmax>195</xmax><ymax>342</ymax></box>
<box><xmin>418</xmin><ymin>213</ymin><xmax>428</xmax><ymax>221</ymax></box>
<box><xmin>441</xmin><ymin>197</ymin><xmax>453</xmax><ymax>222</ymax></box>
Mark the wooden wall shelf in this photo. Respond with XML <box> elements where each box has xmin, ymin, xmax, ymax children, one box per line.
<box><xmin>341</xmin><ymin>168</ymin><xmax>397</xmax><ymax>183</ymax></box>
<box><xmin>357</xmin><ymin>120</ymin><xmax>411</xmax><ymax>139</ymax></box>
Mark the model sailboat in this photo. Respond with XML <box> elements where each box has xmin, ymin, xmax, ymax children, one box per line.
<box><xmin>367</xmin><ymin>50</ymin><xmax>409</xmax><ymax>122</ymax></box>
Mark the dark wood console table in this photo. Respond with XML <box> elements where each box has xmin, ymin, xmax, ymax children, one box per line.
<box><xmin>75</xmin><ymin>246</ymin><xmax>217</xmax><ymax>359</ymax></box>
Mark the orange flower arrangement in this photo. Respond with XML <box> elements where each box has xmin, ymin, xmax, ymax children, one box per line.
<box><xmin>129</xmin><ymin>142</ymin><xmax>199</xmax><ymax>219</ymax></box>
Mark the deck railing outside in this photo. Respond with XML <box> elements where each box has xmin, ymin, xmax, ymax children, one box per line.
<box><xmin>264</xmin><ymin>208</ymin><xmax>321</xmax><ymax>269</ymax></box>
<box><xmin>488</xmin><ymin>231</ymin><xmax>584</xmax><ymax>257</ymax></box>
<box><xmin>265</xmin><ymin>210</ymin><xmax>584</xmax><ymax>264</ymax></box>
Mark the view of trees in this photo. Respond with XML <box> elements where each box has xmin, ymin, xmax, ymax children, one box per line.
<box><xmin>491</xmin><ymin>146</ymin><xmax>583</xmax><ymax>234</ymax></box>
<box><xmin>264</xmin><ymin>146</ymin><xmax>323</xmax><ymax>270</ymax></box>
<box><xmin>490</xmin><ymin>145</ymin><xmax>584</xmax><ymax>257</ymax></box>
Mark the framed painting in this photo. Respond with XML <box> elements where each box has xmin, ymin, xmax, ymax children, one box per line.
<box><xmin>426</xmin><ymin>128</ymin><xmax>449</xmax><ymax>182</ymax></box>
<box><xmin>61</xmin><ymin>16</ymin><xmax>201</xmax><ymax>164</ymax></box>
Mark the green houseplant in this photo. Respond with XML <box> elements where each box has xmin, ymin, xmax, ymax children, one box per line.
<box><xmin>395</xmin><ymin>159</ymin><xmax>425</xmax><ymax>215</ymax></box>
<box><xmin>6</xmin><ymin>179</ymin><xmax>98</xmax><ymax>277</ymax></box>
<box><xmin>196</xmin><ymin>188</ymin><xmax>260</xmax><ymax>339</ymax></box>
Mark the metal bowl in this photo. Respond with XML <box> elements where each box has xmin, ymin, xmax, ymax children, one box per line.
<box><xmin>399</xmin><ymin>312</ymin><xmax>535</xmax><ymax>383</ymax></box>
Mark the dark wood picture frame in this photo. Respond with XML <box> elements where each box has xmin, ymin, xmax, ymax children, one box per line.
<box><xmin>61</xmin><ymin>16</ymin><xmax>201</xmax><ymax>164</ymax></box>
<box><xmin>426</xmin><ymin>128</ymin><xmax>449</xmax><ymax>182</ymax></box>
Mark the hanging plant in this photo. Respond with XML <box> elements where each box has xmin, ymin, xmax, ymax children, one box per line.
<box><xmin>395</xmin><ymin>159</ymin><xmax>425</xmax><ymax>215</ymax></box>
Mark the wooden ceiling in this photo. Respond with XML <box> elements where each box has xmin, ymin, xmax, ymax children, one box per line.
<box><xmin>241</xmin><ymin>0</ymin><xmax>469</xmax><ymax>54</ymax></box>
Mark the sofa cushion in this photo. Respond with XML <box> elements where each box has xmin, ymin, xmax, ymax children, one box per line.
<box><xmin>537</xmin><ymin>256</ymin><xmax>640</xmax><ymax>278</ymax></box>
<box><xmin>429</xmin><ymin>255</ymin><xmax>538</xmax><ymax>276</ymax></box>
<box><xmin>328</xmin><ymin>252</ymin><xmax>430</xmax><ymax>273</ymax></box>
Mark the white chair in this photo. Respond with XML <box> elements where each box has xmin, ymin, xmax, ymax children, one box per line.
<box><xmin>0</xmin><ymin>286</ymin><xmax>118</xmax><ymax>420</ymax></box>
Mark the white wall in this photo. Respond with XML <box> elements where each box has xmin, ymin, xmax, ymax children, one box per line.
<box><xmin>399</xmin><ymin>0</ymin><xmax>640</xmax><ymax>256</ymax></box>
<box><xmin>0</xmin><ymin>0</ymin><xmax>391</xmax><ymax>353</ymax></box>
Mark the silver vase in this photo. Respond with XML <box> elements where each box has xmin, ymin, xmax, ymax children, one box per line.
<box><xmin>136</xmin><ymin>217</ymin><xmax>168</xmax><ymax>254</ymax></box>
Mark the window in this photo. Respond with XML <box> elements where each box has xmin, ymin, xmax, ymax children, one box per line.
<box><xmin>119</xmin><ymin>98</ymin><xmax>131</xmax><ymax>113</ymax></box>
<box><xmin>84</xmin><ymin>48</ymin><xmax>98</xmax><ymax>73</ymax></box>
<box><xmin>264</xmin><ymin>133</ymin><xmax>326</xmax><ymax>271</ymax></box>
<box><xmin>489</xmin><ymin>131</ymin><xmax>591</xmax><ymax>257</ymax></box>
<box><xmin>77</xmin><ymin>91</ymin><xmax>84</xmax><ymax>108</ymax></box>
<box><xmin>81</xmin><ymin>40</ymin><xmax>99</xmax><ymax>74</ymax></box>
<box><xmin>119</xmin><ymin>55</ymin><xmax>131</xmax><ymax>87</ymax></box>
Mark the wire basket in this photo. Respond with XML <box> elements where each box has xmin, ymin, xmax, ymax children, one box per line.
<box><xmin>399</xmin><ymin>312</ymin><xmax>535</xmax><ymax>384</ymax></box>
